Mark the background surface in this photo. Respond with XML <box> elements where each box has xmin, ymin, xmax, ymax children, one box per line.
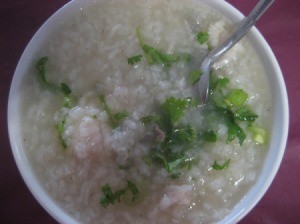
<box><xmin>1</xmin><ymin>0</ymin><xmax>299</xmax><ymax>223</ymax></box>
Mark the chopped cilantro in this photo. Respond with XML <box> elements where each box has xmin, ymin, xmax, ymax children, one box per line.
<box><xmin>227</xmin><ymin>122</ymin><xmax>246</xmax><ymax>145</ymax></box>
<box><xmin>187</xmin><ymin>70</ymin><xmax>202</xmax><ymax>85</ymax></box>
<box><xmin>112</xmin><ymin>110</ymin><xmax>129</xmax><ymax>123</ymax></box>
<box><xmin>136</xmin><ymin>27</ymin><xmax>191</xmax><ymax>66</ymax></box>
<box><xmin>56</xmin><ymin>115</ymin><xmax>67</xmax><ymax>149</ymax></box>
<box><xmin>100</xmin><ymin>181</ymin><xmax>139</xmax><ymax>208</ymax></box>
<box><xmin>162</xmin><ymin>97</ymin><xmax>188</xmax><ymax>124</ymax></box>
<box><xmin>172</xmin><ymin>125</ymin><xmax>196</xmax><ymax>145</ymax></box>
<box><xmin>99</xmin><ymin>95</ymin><xmax>129</xmax><ymax>129</ymax></box>
<box><xmin>234</xmin><ymin>106</ymin><xmax>258</xmax><ymax>122</ymax></box>
<box><xmin>167</xmin><ymin>156</ymin><xmax>187</xmax><ymax>173</ymax></box>
<box><xmin>126</xmin><ymin>180</ymin><xmax>139</xmax><ymax>200</ymax></box>
<box><xmin>196</xmin><ymin>31</ymin><xmax>209</xmax><ymax>44</ymax></box>
<box><xmin>60</xmin><ymin>83</ymin><xmax>71</xmax><ymax>96</ymax></box>
<box><xmin>185</xmin><ymin>97</ymin><xmax>199</xmax><ymax>108</ymax></box>
<box><xmin>62</xmin><ymin>95</ymin><xmax>76</xmax><ymax>108</ymax></box>
<box><xmin>202</xmin><ymin>130</ymin><xmax>217</xmax><ymax>142</ymax></box>
<box><xmin>210</xmin><ymin>75</ymin><xmax>229</xmax><ymax>92</ymax></box>
<box><xmin>212</xmin><ymin>159</ymin><xmax>231</xmax><ymax>170</ymax></box>
<box><xmin>36</xmin><ymin>57</ymin><xmax>52</xmax><ymax>87</ymax></box>
<box><xmin>37</xmin><ymin>57</ymin><xmax>75</xmax><ymax>149</ymax></box>
<box><xmin>36</xmin><ymin>57</ymin><xmax>76</xmax><ymax>106</ymax></box>
<box><xmin>225</xmin><ymin>89</ymin><xmax>248</xmax><ymax>107</ymax></box>
<box><xmin>128</xmin><ymin>55</ymin><xmax>142</xmax><ymax>65</ymax></box>
<box><xmin>206</xmin><ymin>76</ymin><xmax>261</xmax><ymax>145</ymax></box>
<box><xmin>100</xmin><ymin>184</ymin><xmax>115</xmax><ymax>208</ymax></box>
<box><xmin>152</xmin><ymin>152</ymin><xmax>187</xmax><ymax>173</ymax></box>
<box><xmin>248</xmin><ymin>125</ymin><xmax>267</xmax><ymax>144</ymax></box>
<box><xmin>143</xmin><ymin>97</ymin><xmax>197</xmax><ymax>176</ymax></box>
<box><xmin>211</xmin><ymin>107</ymin><xmax>246</xmax><ymax>145</ymax></box>
<box><xmin>142</xmin><ymin>44</ymin><xmax>178</xmax><ymax>66</ymax></box>
<box><xmin>140</xmin><ymin>115</ymin><xmax>159</xmax><ymax>125</ymax></box>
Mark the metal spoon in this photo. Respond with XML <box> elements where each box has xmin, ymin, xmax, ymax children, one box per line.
<box><xmin>198</xmin><ymin>0</ymin><xmax>275</xmax><ymax>104</ymax></box>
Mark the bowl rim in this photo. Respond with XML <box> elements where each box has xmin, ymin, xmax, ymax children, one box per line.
<box><xmin>7</xmin><ymin>0</ymin><xmax>289</xmax><ymax>224</ymax></box>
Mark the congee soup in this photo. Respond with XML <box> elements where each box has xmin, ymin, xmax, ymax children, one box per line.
<box><xmin>20</xmin><ymin>0</ymin><xmax>272</xmax><ymax>223</ymax></box>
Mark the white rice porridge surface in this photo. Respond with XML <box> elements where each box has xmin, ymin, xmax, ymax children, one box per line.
<box><xmin>20</xmin><ymin>0</ymin><xmax>272</xmax><ymax>223</ymax></box>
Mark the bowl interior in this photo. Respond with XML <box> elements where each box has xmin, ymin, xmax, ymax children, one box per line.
<box><xmin>8</xmin><ymin>0</ymin><xmax>289</xmax><ymax>223</ymax></box>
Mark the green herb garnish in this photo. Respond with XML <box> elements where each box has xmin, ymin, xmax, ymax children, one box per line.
<box><xmin>36</xmin><ymin>57</ymin><xmax>53</xmax><ymax>88</ymax></box>
<box><xmin>62</xmin><ymin>95</ymin><xmax>77</xmax><ymax>109</ymax></box>
<box><xmin>113</xmin><ymin>110</ymin><xmax>129</xmax><ymax>123</ymax></box>
<box><xmin>36</xmin><ymin>57</ymin><xmax>73</xmax><ymax>95</ymax></box>
<box><xmin>56</xmin><ymin>115</ymin><xmax>67</xmax><ymax>149</ymax></box>
<box><xmin>172</xmin><ymin>125</ymin><xmax>196</xmax><ymax>145</ymax></box>
<box><xmin>212</xmin><ymin>159</ymin><xmax>231</xmax><ymax>170</ymax></box>
<box><xmin>225</xmin><ymin>89</ymin><xmax>248</xmax><ymax>107</ymax></box>
<box><xmin>187</xmin><ymin>70</ymin><xmax>202</xmax><ymax>85</ymax></box>
<box><xmin>196</xmin><ymin>31</ymin><xmax>209</xmax><ymax>44</ymax></box>
<box><xmin>60</xmin><ymin>83</ymin><xmax>72</xmax><ymax>96</ymax></box>
<box><xmin>206</xmin><ymin>75</ymin><xmax>260</xmax><ymax>145</ymax></box>
<box><xmin>140</xmin><ymin>115</ymin><xmax>159</xmax><ymax>125</ymax></box>
<box><xmin>202</xmin><ymin>130</ymin><xmax>217</xmax><ymax>142</ymax></box>
<box><xmin>142</xmin><ymin>97</ymin><xmax>197</xmax><ymax>176</ymax></box>
<box><xmin>227</xmin><ymin>122</ymin><xmax>246</xmax><ymax>145</ymax></box>
<box><xmin>234</xmin><ymin>106</ymin><xmax>258</xmax><ymax>122</ymax></box>
<box><xmin>162</xmin><ymin>97</ymin><xmax>188</xmax><ymax>124</ymax></box>
<box><xmin>100</xmin><ymin>181</ymin><xmax>139</xmax><ymax>208</ymax></box>
<box><xmin>248</xmin><ymin>125</ymin><xmax>267</xmax><ymax>144</ymax></box>
<box><xmin>210</xmin><ymin>76</ymin><xmax>229</xmax><ymax>92</ymax></box>
<box><xmin>185</xmin><ymin>97</ymin><xmax>199</xmax><ymax>108</ymax></box>
<box><xmin>99</xmin><ymin>95</ymin><xmax>129</xmax><ymax>129</ymax></box>
<box><xmin>151</xmin><ymin>152</ymin><xmax>187</xmax><ymax>173</ymax></box>
<box><xmin>136</xmin><ymin>27</ymin><xmax>191</xmax><ymax>66</ymax></box>
<box><xmin>128</xmin><ymin>55</ymin><xmax>142</xmax><ymax>65</ymax></box>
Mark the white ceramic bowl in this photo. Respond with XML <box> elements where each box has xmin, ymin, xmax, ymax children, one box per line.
<box><xmin>8</xmin><ymin>0</ymin><xmax>289</xmax><ymax>223</ymax></box>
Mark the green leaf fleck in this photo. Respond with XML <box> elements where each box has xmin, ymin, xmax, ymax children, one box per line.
<box><xmin>36</xmin><ymin>56</ymin><xmax>50</xmax><ymax>86</ymax></box>
<box><xmin>99</xmin><ymin>95</ymin><xmax>129</xmax><ymax>129</ymax></box>
<box><xmin>136</xmin><ymin>27</ymin><xmax>191</xmax><ymax>66</ymax></box>
<box><xmin>202</xmin><ymin>130</ymin><xmax>217</xmax><ymax>142</ymax></box>
<box><xmin>140</xmin><ymin>115</ymin><xmax>159</xmax><ymax>125</ymax></box>
<box><xmin>128</xmin><ymin>55</ymin><xmax>142</xmax><ymax>65</ymax></box>
<box><xmin>187</xmin><ymin>70</ymin><xmax>202</xmax><ymax>85</ymax></box>
<box><xmin>60</xmin><ymin>83</ymin><xmax>72</xmax><ymax>96</ymax></box>
<box><xmin>100</xmin><ymin>181</ymin><xmax>139</xmax><ymax>208</ymax></box>
<box><xmin>127</xmin><ymin>180</ymin><xmax>139</xmax><ymax>201</ymax></box>
<box><xmin>62</xmin><ymin>95</ymin><xmax>77</xmax><ymax>108</ymax></box>
<box><xmin>162</xmin><ymin>97</ymin><xmax>188</xmax><ymax>124</ymax></box>
<box><xmin>185</xmin><ymin>97</ymin><xmax>199</xmax><ymax>108</ymax></box>
<box><xmin>227</xmin><ymin>122</ymin><xmax>246</xmax><ymax>145</ymax></box>
<box><xmin>248</xmin><ymin>125</ymin><xmax>267</xmax><ymax>144</ymax></box>
<box><xmin>234</xmin><ymin>106</ymin><xmax>258</xmax><ymax>122</ymax></box>
<box><xmin>113</xmin><ymin>110</ymin><xmax>129</xmax><ymax>123</ymax></box>
<box><xmin>153</xmin><ymin>152</ymin><xmax>186</xmax><ymax>173</ymax></box>
<box><xmin>57</xmin><ymin>115</ymin><xmax>67</xmax><ymax>149</ymax></box>
<box><xmin>225</xmin><ymin>89</ymin><xmax>248</xmax><ymax>107</ymax></box>
<box><xmin>196</xmin><ymin>31</ymin><xmax>209</xmax><ymax>44</ymax></box>
<box><xmin>100</xmin><ymin>184</ymin><xmax>115</xmax><ymax>208</ymax></box>
<box><xmin>172</xmin><ymin>125</ymin><xmax>196</xmax><ymax>145</ymax></box>
<box><xmin>212</xmin><ymin>159</ymin><xmax>231</xmax><ymax>170</ymax></box>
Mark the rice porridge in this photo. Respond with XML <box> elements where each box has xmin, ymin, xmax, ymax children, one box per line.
<box><xmin>20</xmin><ymin>0</ymin><xmax>272</xmax><ymax>223</ymax></box>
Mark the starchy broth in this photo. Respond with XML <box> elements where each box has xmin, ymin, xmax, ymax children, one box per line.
<box><xmin>20</xmin><ymin>0</ymin><xmax>272</xmax><ymax>223</ymax></box>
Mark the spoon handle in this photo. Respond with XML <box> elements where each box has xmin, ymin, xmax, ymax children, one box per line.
<box><xmin>209</xmin><ymin>0</ymin><xmax>275</xmax><ymax>63</ymax></box>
